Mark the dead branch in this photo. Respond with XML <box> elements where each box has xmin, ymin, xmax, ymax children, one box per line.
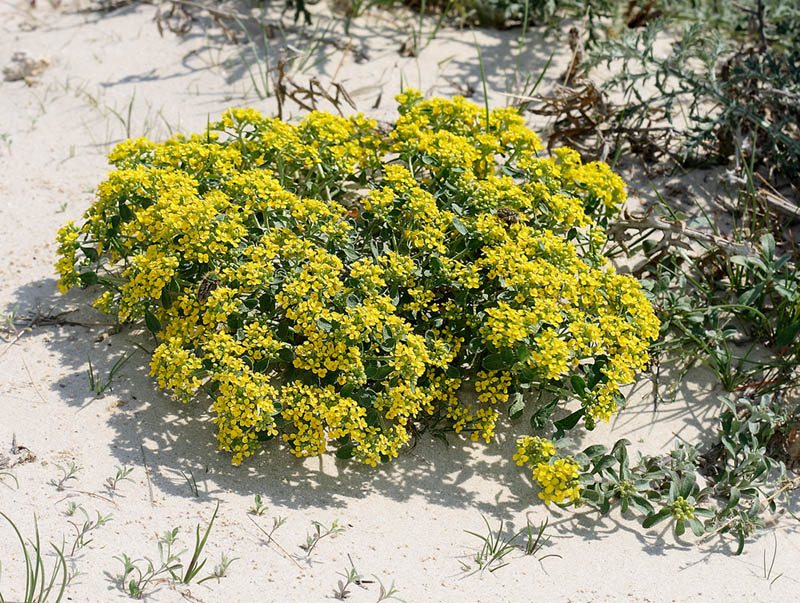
<box><xmin>609</xmin><ymin>206</ymin><xmax>756</xmax><ymax>275</ymax></box>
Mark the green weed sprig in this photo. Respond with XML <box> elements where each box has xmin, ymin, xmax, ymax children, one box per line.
<box><xmin>0</xmin><ymin>513</ymin><xmax>68</xmax><ymax>603</ymax></box>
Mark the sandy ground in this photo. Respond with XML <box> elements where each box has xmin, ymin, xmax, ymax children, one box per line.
<box><xmin>1</xmin><ymin>2</ymin><xmax>799</xmax><ymax>601</ymax></box>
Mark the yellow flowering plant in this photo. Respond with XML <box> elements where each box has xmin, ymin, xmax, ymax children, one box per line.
<box><xmin>56</xmin><ymin>92</ymin><xmax>658</xmax><ymax>504</ymax></box>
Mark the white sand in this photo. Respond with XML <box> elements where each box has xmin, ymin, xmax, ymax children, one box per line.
<box><xmin>1</xmin><ymin>2</ymin><xmax>798</xmax><ymax>601</ymax></box>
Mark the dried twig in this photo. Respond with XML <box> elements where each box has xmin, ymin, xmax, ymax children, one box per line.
<box><xmin>609</xmin><ymin>207</ymin><xmax>755</xmax><ymax>274</ymax></box>
<box><xmin>140</xmin><ymin>443</ymin><xmax>155</xmax><ymax>507</ymax></box>
<box><xmin>247</xmin><ymin>515</ymin><xmax>303</xmax><ymax>569</ymax></box>
<box><xmin>700</xmin><ymin>474</ymin><xmax>800</xmax><ymax>543</ymax></box>
<box><xmin>22</xmin><ymin>357</ymin><xmax>48</xmax><ymax>405</ymax></box>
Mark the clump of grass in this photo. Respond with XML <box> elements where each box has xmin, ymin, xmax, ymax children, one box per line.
<box><xmin>461</xmin><ymin>514</ymin><xmax>559</xmax><ymax>574</ymax></box>
<box><xmin>0</xmin><ymin>512</ymin><xmax>68</xmax><ymax>603</ymax></box>
<box><xmin>520</xmin><ymin>517</ymin><xmax>558</xmax><ymax>557</ymax></box>
<box><xmin>179</xmin><ymin>468</ymin><xmax>199</xmax><ymax>497</ymax></box>
<box><xmin>87</xmin><ymin>351</ymin><xmax>135</xmax><ymax>396</ymax></box>
<box><xmin>462</xmin><ymin>515</ymin><xmax>520</xmax><ymax>573</ymax></box>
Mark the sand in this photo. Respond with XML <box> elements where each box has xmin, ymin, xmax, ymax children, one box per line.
<box><xmin>0</xmin><ymin>2</ymin><xmax>798</xmax><ymax>601</ymax></box>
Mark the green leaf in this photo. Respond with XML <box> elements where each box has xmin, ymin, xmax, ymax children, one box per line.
<box><xmin>679</xmin><ymin>474</ymin><xmax>696</xmax><ymax>498</ymax></box>
<box><xmin>346</xmin><ymin>293</ymin><xmax>360</xmax><ymax>308</ymax></box>
<box><xmin>79</xmin><ymin>271</ymin><xmax>98</xmax><ymax>286</ymax></box>
<box><xmin>530</xmin><ymin>399</ymin><xmax>557</xmax><ymax>430</ymax></box>
<box><xmin>80</xmin><ymin>246</ymin><xmax>99</xmax><ymax>262</ymax></box>
<box><xmin>372</xmin><ymin>365</ymin><xmax>393</xmax><ymax>381</ymax></box>
<box><xmin>507</xmin><ymin>392</ymin><xmax>525</xmax><ymax>420</ymax></box>
<box><xmin>674</xmin><ymin>519</ymin><xmax>685</xmax><ymax>537</ymax></box>
<box><xmin>587</xmin><ymin>357</ymin><xmax>608</xmax><ymax>389</ymax></box>
<box><xmin>278</xmin><ymin>348</ymin><xmax>294</xmax><ymax>363</ymax></box>
<box><xmin>570</xmin><ymin>374</ymin><xmax>586</xmax><ymax>396</ymax></box>
<box><xmin>518</xmin><ymin>368</ymin><xmax>537</xmax><ymax>384</ymax></box>
<box><xmin>642</xmin><ymin>508</ymin><xmax>672</xmax><ymax>528</ymax></box>
<box><xmin>445</xmin><ymin>365</ymin><xmax>461</xmax><ymax>379</ymax></box>
<box><xmin>144</xmin><ymin>309</ymin><xmax>161</xmax><ymax>334</ymax></box>
<box><xmin>259</xmin><ymin>294</ymin><xmax>275</xmax><ymax>313</ymax></box>
<box><xmin>629</xmin><ymin>496</ymin><xmax>654</xmax><ymax>516</ymax></box>
<box><xmin>760</xmin><ymin>233</ymin><xmax>775</xmax><ymax>261</ymax></box>
<box><xmin>161</xmin><ymin>288</ymin><xmax>173</xmax><ymax>309</ymax></box>
<box><xmin>688</xmin><ymin>517</ymin><xmax>704</xmax><ymax>537</ymax></box>
<box><xmin>451</xmin><ymin>216</ymin><xmax>468</xmax><ymax>236</ymax></box>
<box><xmin>119</xmin><ymin>202</ymin><xmax>133</xmax><ymax>222</ymax></box>
<box><xmin>776</xmin><ymin>322</ymin><xmax>800</xmax><ymax>347</ymax></box>
<box><xmin>553</xmin><ymin>408</ymin><xmax>585</xmax><ymax>432</ymax></box>
<box><xmin>481</xmin><ymin>353</ymin><xmax>507</xmax><ymax>371</ymax></box>
<box><xmin>580</xmin><ymin>488</ymin><xmax>603</xmax><ymax>504</ymax></box>
<box><xmin>582</xmin><ymin>444</ymin><xmax>607</xmax><ymax>459</ymax></box>
<box><xmin>365</xmin><ymin>408</ymin><xmax>380</xmax><ymax>427</ymax></box>
<box><xmin>335</xmin><ymin>444</ymin><xmax>355</xmax><ymax>460</ymax></box>
<box><xmin>342</xmin><ymin>247</ymin><xmax>360</xmax><ymax>261</ymax></box>
<box><xmin>592</xmin><ymin>455</ymin><xmax>616</xmax><ymax>473</ymax></box>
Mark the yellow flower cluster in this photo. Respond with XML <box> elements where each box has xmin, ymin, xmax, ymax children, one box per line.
<box><xmin>55</xmin><ymin>92</ymin><xmax>658</xmax><ymax>502</ymax></box>
<box><xmin>513</xmin><ymin>435</ymin><xmax>556</xmax><ymax>466</ymax></box>
<box><xmin>515</xmin><ymin>436</ymin><xmax>581</xmax><ymax>504</ymax></box>
<box><xmin>532</xmin><ymin>457</ymin><xmax>582</xmax><ymax>505</ymax></box>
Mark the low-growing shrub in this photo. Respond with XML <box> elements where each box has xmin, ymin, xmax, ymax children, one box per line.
<box><xmin>56</xmin><ymin>93</ymin><xmax>658</xmax><ymax>505</ymax></box>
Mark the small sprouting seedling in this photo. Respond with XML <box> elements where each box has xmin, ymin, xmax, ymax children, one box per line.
<box><xmin>68</xmin><ymin>509</ymin><xmax>112</xmax><ymax>556</ymax></box>
<box><xmin>374</xmin><ymin>575</ymin><xmax>405</xmax><ymax>602</ymax></box>
<box><xmin>0</xmin><ymin>306</ymin><xmax>18</xmax><ymax>331</ymax></box>
<box><xmin>197</xmin><ymin>553</ymin><xmax>238</xmax><ymax>584</ymax></box>
<box><xmin>300</xmin><ymin>520</ymin><xmax>345</xmax><ymax>557</ymax></box>
<box><xmin>66</xmin><ymin>564</ymin><xmax>83</xmax><ymax>587</ymax></box>
<box><xmin>87</xmin><ymin>351</ymin><xmax>135</xmax><ymax>396</ymax></box>
<box><xmin>180</xmin><ymin>502</ymin><xmax>219</xmax><ymax>583</ymax></box>
<box><xmin>249</xmin><ymin>493</ymin><xmax>268</xmax><ymax>515</ymax></box>
<box><xmin>267</xmin><ymin>515</ymin><xmax>286</xmax><ymax>538</ymax></box>
<box><xmin>763</xmin><ymin>533</ymin><xmax>783</xmax><ymax>587</ymax></box>
<box><xmin>333</xmin><ymin>555</ymin><xmax>372</xmax><ymax>599</ymax></box>
<box><xmin>48</xmin><ymin>461</ymin><xmax>81</xmax><ymax>491</ymax></box>
<box><xmin>0</xmin><ymin>512</ymin><xmax>68</xmax><ymax>603</ymax></box>
<box><xmin>105</xmin><ymin>465</ymin><xmax>134</xmax><ymax>494</ymax></box>
<box><xmin>180</xmin><ymin>468</ymin><xmax>199</xmax><ymax>497</ymax></box>
<box><xmin>115</xmin><ymin>552</ymin><xmax>178</xmax><ymax>599</ymax></box>
<box><xmin>463</xmin><ymin>514</ymin><xmax>519</xmax><ymax>573</ymax></box>
<box><xmin>64</xmin><ymin>501</ymin><xmax>84</xmax><ymax>517</ymax></box>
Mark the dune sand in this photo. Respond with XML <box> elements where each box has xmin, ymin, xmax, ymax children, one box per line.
<box><xmin>1</xmin><ymin>2</ymin><xmax>798</xmax><ymax>601</ymax></box>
